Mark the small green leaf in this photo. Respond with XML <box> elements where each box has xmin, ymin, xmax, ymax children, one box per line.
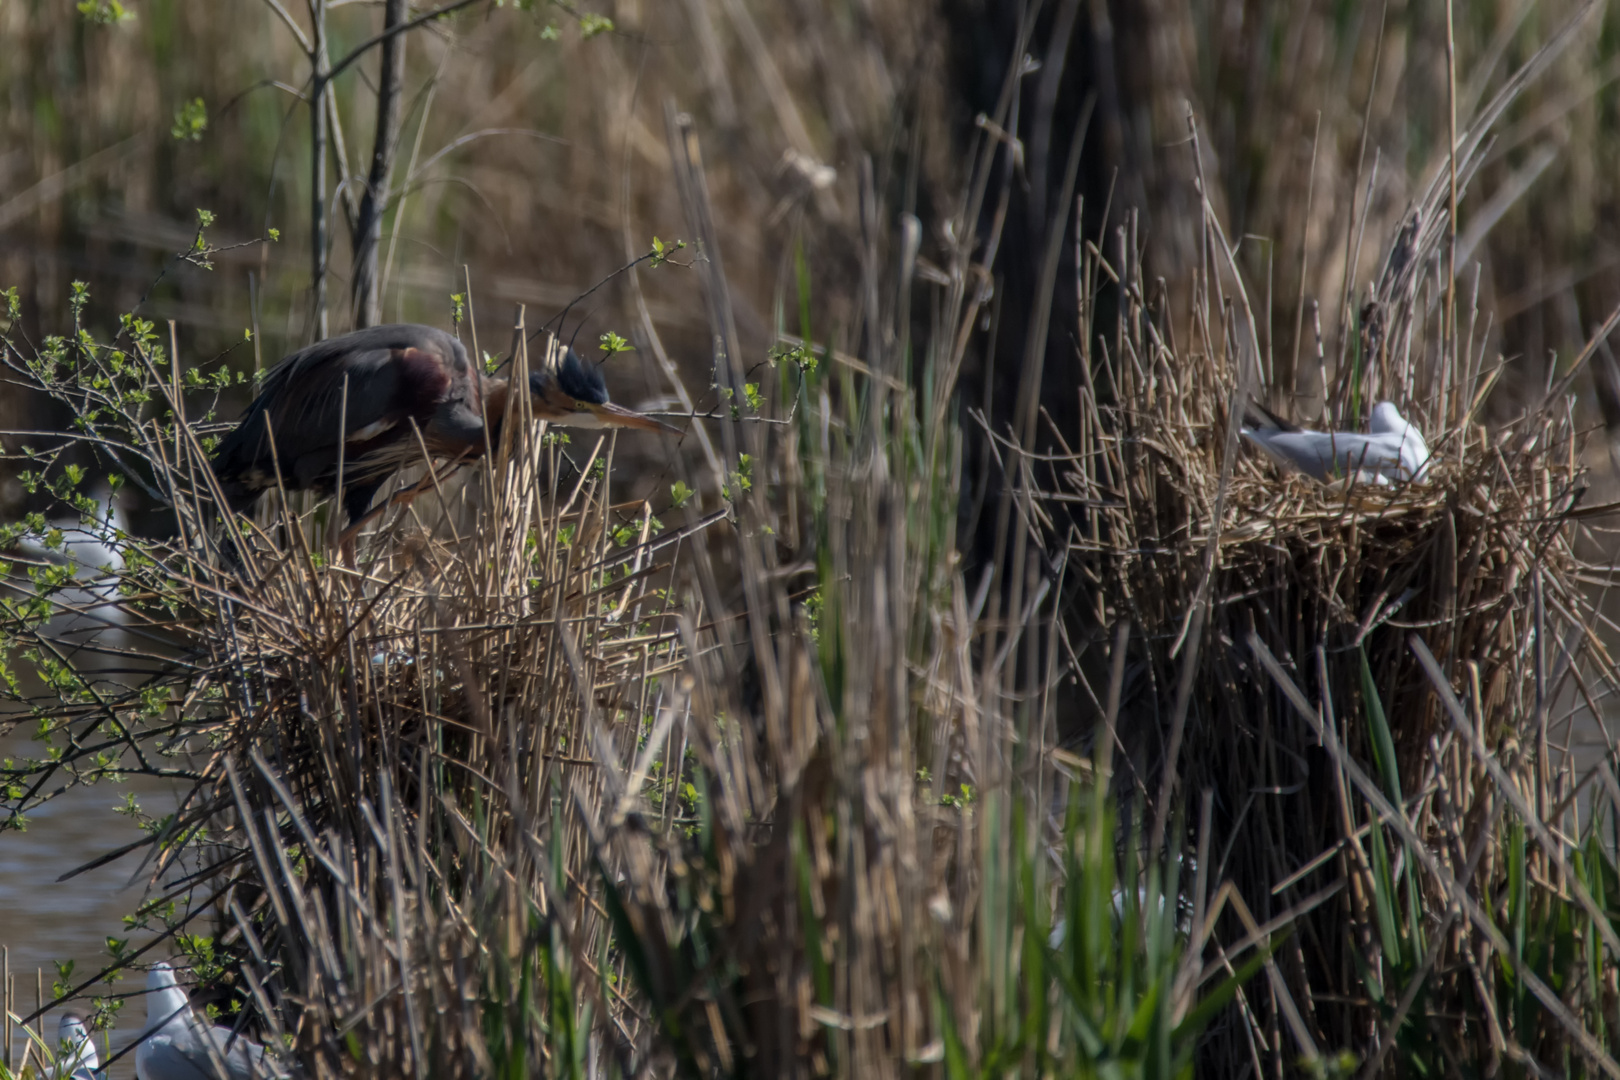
<box><xmin>77</xmin><ymin>0</ymin><xmax>135</xmax><ymax>24</ymax></box>
<box><xmin>192</xmin><ymin>209</ymin><xmax>215</xmax><ymax>254</ymax></box>
<box><xmin>648</xmin><ymin>236</ymin><xmax>685</xmax><ymax>268</ymax></box>
<box><xmin>170</xmin><ymin>97</ymin><xmax>208</xmax><ymax>142</ymax></box>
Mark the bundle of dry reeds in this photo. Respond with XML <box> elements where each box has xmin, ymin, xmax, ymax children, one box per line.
<box><xmin>0</xmin><ymin>305</ymin><xmax>720</xmax><ymax>1074</ymax></box>
<box><xmin>1023</xmin><ymin>61</ymin><xmax>1620</xmax><ymax>1073</ymax></box>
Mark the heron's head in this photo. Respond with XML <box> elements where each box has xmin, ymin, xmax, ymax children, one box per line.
<box><xmin>527</xmin><ymin>348</ymin><xmax>680</xmax><ymax>434</ymax></box>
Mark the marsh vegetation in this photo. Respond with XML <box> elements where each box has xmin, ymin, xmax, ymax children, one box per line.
<box><xmin>3</xmin><ymin>2</ymin><xmax>1620</xmax><ymax>1077</ymax></box>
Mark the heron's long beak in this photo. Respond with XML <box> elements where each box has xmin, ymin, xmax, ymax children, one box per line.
<box><xmin>581</xmin><ymin>401</ymin><xmax>684</xmax><ymax>435</ymax></box>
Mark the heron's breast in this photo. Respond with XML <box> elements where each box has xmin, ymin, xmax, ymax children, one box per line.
<box><xmin>425</xmin><ymin>395</ymin><xmax>488</xmax><ymax>453</ymax></box>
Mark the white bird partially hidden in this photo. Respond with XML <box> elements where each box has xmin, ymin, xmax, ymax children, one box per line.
<box><xmin>17</xmin><ymin>484</ymin><xmax>128</xmax><ymax>578</ymax></box>
<box><xmin>1241</xmin><ymin>401</ymin><xmax>1432</xmax><ymax>484</ymax></box>
<box><xmin>135</xmin><ymin>962</ymin><xmax>286</xmax><ymax>1080</ymax></box>
<box><xmin>52</xmin><ymin>1012</ymin><xmax>102</xmax><ymax>1080</ymax></box>
<box><xmin>14</xmin><ymin>484</ymin><xmax>132</xmax><ymax>645</ymax></box>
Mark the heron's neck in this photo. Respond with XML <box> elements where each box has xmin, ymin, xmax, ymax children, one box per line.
<box><xmin>482</xmin><ymin>377</ymin><xmax>513</xmax><ymax>441</ymax></box>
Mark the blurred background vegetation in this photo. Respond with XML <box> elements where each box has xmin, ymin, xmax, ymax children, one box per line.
<box><xmin>4</xmin><ymin>0</ymin><xmax>1618</xmax><ymax>516</ymax></box>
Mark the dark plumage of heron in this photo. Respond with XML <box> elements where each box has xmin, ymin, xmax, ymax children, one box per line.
<box><xmin>212</xmin><ymin>324</ymin><xmax>678</xmax><ymax>536</ymax></box>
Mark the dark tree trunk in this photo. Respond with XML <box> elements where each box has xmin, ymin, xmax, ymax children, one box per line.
<box><xmin>350</xmin><ymin>0</ymin><xmax>407</xmax><ymax>330</ymax></box>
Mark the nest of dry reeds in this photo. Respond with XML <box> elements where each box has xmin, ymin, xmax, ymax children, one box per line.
<box><xmin>1089</xmin><ymin>408</ymin><xmax>1585</xmax><ymax>765</ymax></box>
<box><xmin>0</xmin><ymin>303</ymin><xmax>723</xmax><ymax>1075</ymax></box>
<box><xmin>1034</xmin><ymin>102</ymin><xmax>1620</xmax><ymax>1064</ymax></box>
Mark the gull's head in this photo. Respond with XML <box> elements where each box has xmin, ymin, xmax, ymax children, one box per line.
<box><xmin>146</xmin><ymin>961</ymin><xmax>191</xmax><ymax>1028</ymax></box>
<box><xmin>56</xmin><ymin>1012</ymin><xmax>96</xmax><ymax>1072</ymax></box>
<box><xmin>148</xmin><ymin>960</ymin><xmax>176</xmax><ymax>990</ymax></box>
<box><xmin>1369</xmin><ymin>402</ymin><xmax>1409</xmax><ymax>435</ymax></box>
<box><xmin>1369</xmin><ymin>401</ymin><xmax>1433</xmax><ymax>480</ymax></box>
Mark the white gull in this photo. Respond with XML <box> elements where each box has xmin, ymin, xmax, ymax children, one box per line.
<box><xmin>135</xmin><ymin>962</ymin><xmax>286</xmax><ymax>1080</ymax></box>
<box><xmin>51</xmin><ymin>1012</ymin><xmax>102</xmax><ymax>1080</ymax></box>
<box><xmin>1241</xmin><ymin>401</ymin><xmax>1431</xmax><ymax>484</ymax></box>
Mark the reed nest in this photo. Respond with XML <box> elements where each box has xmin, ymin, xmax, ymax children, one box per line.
<box><xmin>1086</xmin><ymin>413</ymin><xmax>1584</xmax><ymax>761</ymax></box>
<box><xmin>0</xmin><ymin>322</ymin><xmax>717</xmax><ymax>1075</ymax></box>
<box><xmin>1030</xmin><ymin>125</ymin><xmax>1620</xmax><ymax>1062</ymax></box>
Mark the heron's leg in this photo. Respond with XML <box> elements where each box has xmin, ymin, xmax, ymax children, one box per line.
<box><xmin>337</xmin><ymin>452</ymin><xmax>473</xmax><ymax>551</ymax></box>
<box><xmin>337</xmin><ymin>472</ymin><xmax>436</xmax><ymax>549</ymax></box>
<box><xmin>344</xmin><ymin>481</ymin><xmax>384</xmax><ymax>529</ymax></box>
<box><xmin>335</xmin><ymin>481</ymin><xmax>383</xmax><ymax>565</ymax></box>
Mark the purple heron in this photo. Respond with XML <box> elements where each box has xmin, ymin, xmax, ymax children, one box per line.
<box><xmin>212</xmin><ymin>323</ymin><xmax>678</xmax><ymax>536</ymax></box>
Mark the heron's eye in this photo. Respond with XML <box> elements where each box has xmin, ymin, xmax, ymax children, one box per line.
<box><xmin>574</xmin><ymin>401</ymin><xmax>589</xmax><ymax>411</ymax></box>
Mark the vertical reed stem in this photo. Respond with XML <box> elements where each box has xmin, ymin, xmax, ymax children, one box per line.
<box><xmin>1444</xmin><ymin>0</ymin><xmax>1459</xmax><ymax>386</ymax></box>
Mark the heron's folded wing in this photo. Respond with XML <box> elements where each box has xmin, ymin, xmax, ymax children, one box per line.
<box><xmin>214</xmin><ymin>334</ymin><xmax>459</xmax><ymax>499</ymax></box>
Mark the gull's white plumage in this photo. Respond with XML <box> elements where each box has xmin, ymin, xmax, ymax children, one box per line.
<box><xmin>135</xmin><ymin>963</ymin><xmax>285</xmax><ymax>1080</ymax></box>
<box><xmin>1242</xmin><ymin>401</ymin><xmax>1431</xmax><ymax>484</ymax></box>
<box><xmin>52</xmin><ymin>1013</ymin><xmax>101</xmax><ymax>1080</ymax></box>
<box><xmin>15</xmin><ymin>485</ymin><xmax>131</xmax><ymax>647</ymax></box>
